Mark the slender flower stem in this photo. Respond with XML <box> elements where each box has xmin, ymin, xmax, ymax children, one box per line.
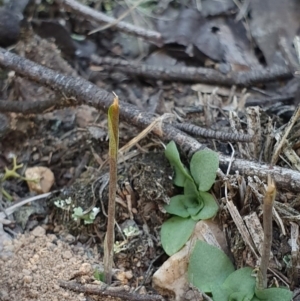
<box><xmin>258</xmin><ymin>175</ymin><xmax>276</xmax><ymax>289</ymax></box>
<box><xmin>104</xmin><ymin>95</ymin><xmax>119</xmax><ymax>284</ymax></box>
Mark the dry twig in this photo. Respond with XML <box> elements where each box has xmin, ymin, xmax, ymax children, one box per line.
<box><xmin>58</xmin><ymin>280</ymin><xmax>165</xmax><ymax>301</ymax></box>
<box><xmin>174</xmin><ymin>122</ymin><xmax>253</xmax><ymax>142</ymax></box>
<box><xmin>59</xmin><ymin>0</ymin><xmax>163</xmax><ymax>46</ymax></box>
<box><xmin>90</xmin><ymin>55</ymin><xmax>293</xmax><ymax>86</ymax></box>
<box><xmin>0</xmin><ymin>97</ymin><xmax>77</xmax><ymax>113</ymax></box>
<box><xmin>1</xmin><ymin>48</ymin><xmax>300</xmax><ymax>192</ymax></box>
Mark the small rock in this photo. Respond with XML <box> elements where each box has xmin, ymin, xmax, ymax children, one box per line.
<box><xmin>25</xmin><ymin>166</ymin><xmax>54</xmax><ymax>193</ymax></box>
<box><xmin>53</xmin><ymin>284</ymin><xmax>60</xmax><ymax>291</ymax></box>
<box><xmin>138</xmin><ymin>286</ymin><xmax>147</xmax><ymax>295</ymax></box>
<box><xmin>22</xmin><ymin>269</ymin><xmax>31</xmax><ymax>276</ymax></box>
<box><xmin>3</xmin><ymin>244</ymin><xmax>14</xmax><ymax>253</ymax></box>
<box><xmin>2</xmin><ymin>240</ymin><xmax>12</xmax><ymax>247</ymax></box>
<box><xmin>29</xmin><ymin>289</ymin><xmax>39</xmax><ymax>298</ymax></box>
<box><xmin>0</xmin><ymin>289</ymin><xmax>9</xmax><ymax>301</ymax></box>
<box><xmin>23</xmin><ymin>275</ymin><xmax>33</xmax><ymax>283</ymax></box>
<box><xmin>62</xmin><ymin>292</ymin><xmax>69</xmax><ymax>298</ymax></box>
<box><xmin>31</xmin><ymin>226</ymin><xmax>45</xmax><ymax>237</ymax></box>
<box><xmin>79</xmin><ymin>263</ymin><xmax>92</xmax><ymax>274</ymax></box>
<box><xmin>124</xmin><ymin>270</ymin><xmax>133</xmax><ymax>279</ymax></box>
<box><xmin>47</xmin><ymin>234</ymin><xmax>57</xmax><ymax>242</ymax></box>
<box><xmin>65</xmin><ymin>234</ymin><xmax>75</xmax><ymax>243</ymax></box>
<box><xmin>62</xmin><ymin>250</ymin><xmax>73</xmax><ymax>259</ymax></box>
<box><xmin>46</xmin><ymin>242</ymin><xmax>56</xmax><ymax>250</ymax></box>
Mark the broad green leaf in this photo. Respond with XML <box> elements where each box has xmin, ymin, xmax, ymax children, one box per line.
<box><xmin>254</xmin><ymin>287</ymin><xmax>292</xmax><ymax>301</ymax></box>
<box><xmin>222</xmin><ymin>267</ymin><xmax>255</xmax><ymax>301</ymax></box>
<box><xmin>212</xmin><ymin>288</ymin><xmax>253</xmax><ymax>301</ymax></box>
<box><xmin>190</xmin><ymin>150</ymin><xmax>219</xmax><ymax>191</ymax></box>
<box><xmin>161</xmin><ymin>216</ymin><xmax>196</xmax><ymax>256</ymax></box>
<box><xmin>188</xmin><ymin>240</ymin><xmax>235</xmax><ymax>293</ymax></box>
<box><xmin>229</xmin><ymin>292</ymin><xmax>253</xmax><ymax>301</ymax></box>
<box><xmin>165</xmin><ymin>141</ymin><xmax>193</xmax><ymax>187</ymax></box>
<box><xmin>210</xmin><ymin>286</ymin><xmax>231</xmax><ymax>301</ymax></box>
<box><xmin>191</xmin><ymin>191</ymin><xmax>218</xmax><ymax>220</ymax></box>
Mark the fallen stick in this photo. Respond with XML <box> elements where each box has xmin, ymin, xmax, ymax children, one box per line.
<box><xmin>91</xmin><ymin>55</ymin><xmax>293</xmax><ymax>86</ymax></box>
<box><xmin>1</xmin><ymin>47</ymin><xmax>300</xmax><ymax>192</ymax></box>
<box><xmin>58</xmin><ymin>280</ymin><xmax>165</xmax><ymax>301</ymax></box>
<box><xmin>59</xmin><ymin>0</ymin><xmax>163</xmax><ymax>46</ymax></box>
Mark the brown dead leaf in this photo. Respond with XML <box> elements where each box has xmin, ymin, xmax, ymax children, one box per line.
<box><xmin>250</xmin><ymin>0</ymin><xmax>300</xmax><ymax>66</ymax></box>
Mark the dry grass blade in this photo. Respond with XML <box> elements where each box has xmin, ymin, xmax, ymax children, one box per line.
<box><xmin>89</xmin><ymin>0</ymin><xmax>145</xmax><ymax>34</ymax></box>
<box><xmin>290</xmin><ymin>222</ymin><xmax>299</xmax><ymax>286</ymax></box>
<box><xmin>271</xmin><ymin>103</ymin><xmax>300</xmax><ymax>165</ymax></box>
<box><xmin>226</xmin><ymin>200</ymin><xmax>259</xmax><ymax>258</ymax></box>
<box><xmin>119</xmin><ymin>113</ymin><xmax>173</xmax><ymax>155</ymax></box>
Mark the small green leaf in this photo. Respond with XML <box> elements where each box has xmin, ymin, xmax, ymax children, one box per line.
<box><xmin>164</xmin><ymin>195</ymin><xmax>191</xmax><ymax>218</ymax></box>
<box><xmin>164</xmin><ymin>194</ymin><xmax>203</xmax><ymax>218</ymax></box>
<box><xmin>254</xmin><ymin>287</ymin><xmax>292</xmax><ymax>301</ymax></box>
<box><xmin>188</xmin><ymin>241</ymin><xmax>235</xmax><ymax>293</ymax></box>
<box><xmin>184</xmin><ymin>178</ymin><xmax>198</xmax><ymax>196</ymax></box>
<box><xmin>191</xmin><ymin>191</ymin><xmax>218</xmax><ymax>220</ymax></box>
<box><xmin>94</xmin><ymin>269</ymin><xmax>105</xmax><ymax>281</ymax></box>
<box><xmin>186</xmin><ymin>204</ymin><xmax>202</xmax><ymax>216</ymax></box>
<box><xmin>221</xmin><ymin>267</ymin><xmax>255</xmax><ymax>301</ymax></box>
<box><xmin>190</xmin><ymin>150</ymin><xmax>219</xmax><ymax>191</ymax></box>
<box><xmin>165</xmin><ymin>141</ymin><xmax>193</xmax><ymax>187</ymax></box>
<box><xmin>161</xmin><ymin>216</ymin><xmax>196</xmax><ymax>256</ymax></box>
<box><xmin>73</xmin><ymin>206</ymin><xmax>83</xmax><ymax>217</ymax></box>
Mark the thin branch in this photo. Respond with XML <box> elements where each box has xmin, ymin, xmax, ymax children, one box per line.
<box><xmin>88</xmin><ymin>0</ymin><xmax>145</xmax><ymax>34</ymax></box>
<box><xmin>174</xmin><ymin>122</ymin><xmax>253</xmax><ymax>142</ymax></box>
<box><xmin>59</xmin><ymin>0</ymin><xmax>163</xmax><ymax>46</ymax></box>
<box><xmin>0</xmin><ymin>97</ymin><xmax>77</xmax><ymax>113</ymax></box>
<box><xmin>91</xmin><ymin>55</ymin><xmax>234</xmax><ymax>85</ymax></box>
<box><xmin>0</xmin><ymin>192</ymin><xmax>53</xmax><ymax>221</ymax></box>
<box><xmin>245</xmin><ymin>93</ymin><xmax>294</xmax><ymax>107</ymax></box>
<box><xmin>90</xmin><ymin>55</ymin><xmax>293</xmax><ymax>86</ymax></box>
<box><xmin>1</xmin><ymin>48</ymin><xmax>300</xmax><ymax>192</ymax></box>
<box><xmin>218</xmin><ymin>154</ymin><xmax>300</xmax><ymax>193</ymax></box>
<box><xmin>58</xmin><ymin>280</ymin><xmax>165</xmax><ymax>301</ymax></box>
